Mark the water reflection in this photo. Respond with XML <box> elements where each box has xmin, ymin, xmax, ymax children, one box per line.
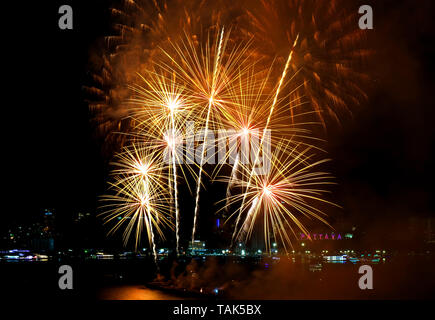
<box><xmin>98</xmin><ymin>285</ymin><xmax>193</xmax><ymax>300</ymax></box>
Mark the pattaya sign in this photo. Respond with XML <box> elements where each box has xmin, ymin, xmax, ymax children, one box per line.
<box><xmin>300</xmin><ymin>233</ymin><xmax>343</xmax><ymax>240</ymax></box>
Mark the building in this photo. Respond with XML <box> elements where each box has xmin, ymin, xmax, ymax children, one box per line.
<box><xmin>188</xmin><ymin>240</ymin><xmax>207</xmax><ymax>255</ymax></box>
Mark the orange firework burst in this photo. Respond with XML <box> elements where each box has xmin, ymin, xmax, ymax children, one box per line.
<box><xmin>218</xmin><ymin>141</ymin><xmax>338</xmax><ymax>253</ymax></box>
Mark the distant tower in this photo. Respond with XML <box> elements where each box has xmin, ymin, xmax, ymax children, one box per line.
<box><xmin>43</xmin><ymin>209</ymin><xmax>56</xmax><ymax>237</ymax></box>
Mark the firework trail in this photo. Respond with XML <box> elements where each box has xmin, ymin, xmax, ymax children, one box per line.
<box><xmin>191</xmin><ymin>27</ymin><xmax>225</xmax><ymax>243</ymax></box>
<box><xmin>163</xmin><ymin>127</ymin><xmax>181</xmax><ymax>254</ymax></box>
<box><xmin>240</xmin><ymin>195</ymin><xmax>259</xmax><ymax>240</ymax></box>
<box><xmin>141</xmin><ymin>174</ymin><xmax>158</xmax><ymax>264</ymax></box>
<box><xmin>224</xmin><ymin>153</ymin><xmax>239</xmax><ymax>212</ymax></box>
<box><xmin>169</xmin><ymin>128</ymin><xmax>181</xmax><ymax>255</ymax></box>
<box><xmin>231</xmin><ymin>35</ymin><xmax>299</xmax><ymax>245</ymax></box>
<box><xmin>146</xmin><ymin>210</ymin><xmax>158</xmax><ymax>265</ymax></box>
<box><xmin>171</xmin><ymin>157</ymin><xmax>180</xmax><ymax>255</ymax></box>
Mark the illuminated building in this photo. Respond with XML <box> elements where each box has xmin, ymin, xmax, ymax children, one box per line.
<box><xmin>188</xmin><ymin>240</ymin><xmax>207</xmax><ymax>255</ymax></box>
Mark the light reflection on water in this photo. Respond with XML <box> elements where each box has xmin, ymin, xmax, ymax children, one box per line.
<box><xmin>98</xmin><ymin>285</ymin><xmax>192</xmax><ymax>300</ymax></box>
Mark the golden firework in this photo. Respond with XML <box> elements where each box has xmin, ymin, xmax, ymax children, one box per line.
<box><xmin>100</xmin><ymin>145</ymin><xmax>172</xmax><ymax>255</ymax></box>
<box><xmin>219</xmin><ymin>141</ymin><xmax>338</xmax><ymax>253</ymax></box>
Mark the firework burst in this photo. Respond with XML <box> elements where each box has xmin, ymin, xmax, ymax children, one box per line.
<box><xmin>126</xmin><ymin>68</ymin><xmax>198</xmax><ymax>254</ymax></box>
<box><xmin>219</xmin><ymin>141</ymin><xmax>338</xmax><ymax>253</ymax></box>
<box><xmin>99</xmin><ymin>145</ymin><xmax>173</xmax><ymax>260</ymax></box>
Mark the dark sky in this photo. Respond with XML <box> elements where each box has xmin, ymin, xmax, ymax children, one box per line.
<box><xmin>3</xmin><ymin>1</ymin><xmax>111</xmax><ymax>226</ymax></box>
<box><xmin>329</xmin><ymin>0</ymin><xmax>435</xmax><ymax>227</ymax></box>
<box><xmin>2</xmin><ymin>1</ymin><xmax>435</xmax><ymax>244</ymax></box>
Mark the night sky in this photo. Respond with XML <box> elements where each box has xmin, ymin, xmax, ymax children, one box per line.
<box><xmin>2</xmin><ymin>0</ymin><xmax>435</xmax><ymax>247</ymax></box>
